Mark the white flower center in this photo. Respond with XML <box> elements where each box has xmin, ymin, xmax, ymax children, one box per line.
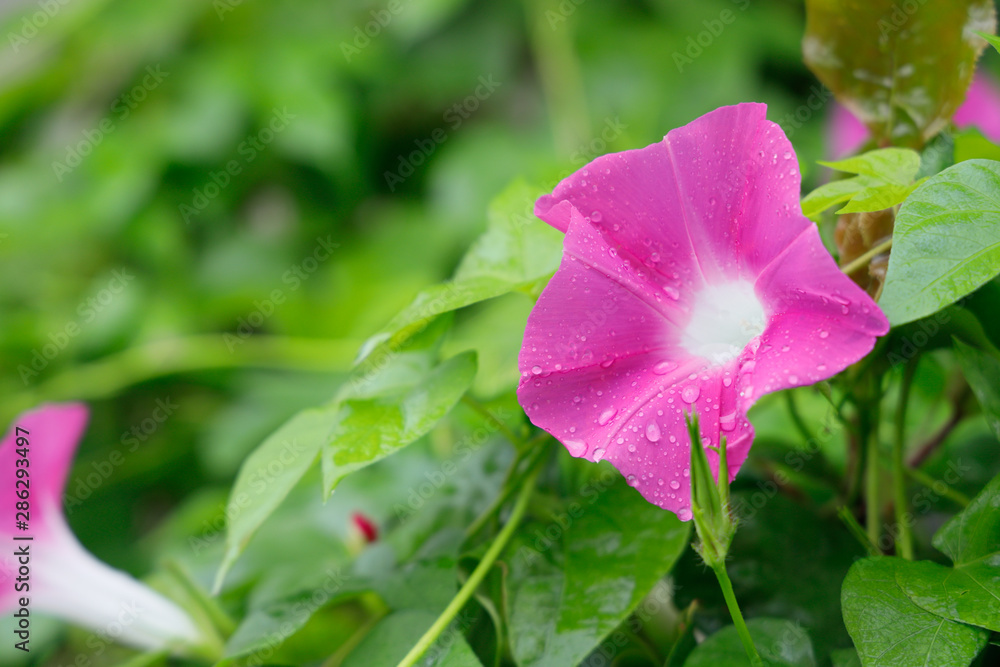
<box><xmin>681</xmin><ymin>281</ymin><xmax>767</xmax><ymax>366</ymax></box>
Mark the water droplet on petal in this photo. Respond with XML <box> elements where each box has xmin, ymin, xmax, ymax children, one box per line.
<box><xmin>626</xmin><ymin>474</ymin><xmax>638</xmax><ymax>486</ymax></box>
<box><xmin>818</xmin><ymin>330</ymin><xmax>829</xmax><ymax>339</ymax></box>
<box><xmin>663</xmin><ymin>285</ymin><xmax>680</xmax><ymax>300</ymax></box>
<box><xmin>653</xmin><ymin>360</ymin><xmax>678</xmax><ymax>375</ymax></box>
<box><xmin>678</xmin><ymin>508</ymin><xmax>693</xmax><ymax>521</ymax></box>
<box><xmin>720</xmin><ymin>413</ymin><xmax>736</xmax><ymax>431</ymax></box>
<box><xmin>598</xmin><ymin>408</ymin><xmax>617</xmax><ymax>426</ymax></box>
<box><xmin>600</xmin><ymin>357</ymin><xmax>614</xmax><ymax>369</ymax></box>
<box><xmin>788</xmin><ymin>375</ymin><xmax>799</xmax><ymax>384</ymax></box>
<box><xmin>564</xmin><ymin>439</ymin><xmax>586</xmax><ymax>457</ymax></box>
<box><xmin>646</xmin><ymin>422</ymin><xmax>661</xmax><ymax>442</ymax></box>
<box><xmin>592</xmin><ymin>448</ymin><xmax>606</xmax><ymax>462</ymax></box>
<box><xmin>723</xmin><ymin>376</ymin><xmax>733</xmax><ymax>387</ymax></box>
<box><xmin>669</xmin><ymin>480</ymin><xmax>680</xmax><ymax>490</ymax></box>
<box><xmin>531</xmin><ymin>365</ymin><xmax>543</xmax><ymax>375</ymax></box>
<box><xmin>591</xmin><ymin>211</ymin><xmax>603</xmax><ymax>222</ymax></box>
<box><xmin>681</xmin><ymin>386</ymin><xmax>700</xmax><ymax>403</ymax></box>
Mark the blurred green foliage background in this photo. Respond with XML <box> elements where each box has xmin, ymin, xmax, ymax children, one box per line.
<box><xmin>1</xmin><ymin>0</ymin><xmax>996</xmax><ymax>664</ymax></box>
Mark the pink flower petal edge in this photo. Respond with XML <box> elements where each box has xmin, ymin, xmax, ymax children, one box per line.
<box><xmin>519</xmin><ymin>103</ymin><xmax>889</xmax><ymax>519</ymax></box>
<box><xmin>0</xmin><ymin>404</ymin><xmax>201</xmax><ymax>651</ymax></box>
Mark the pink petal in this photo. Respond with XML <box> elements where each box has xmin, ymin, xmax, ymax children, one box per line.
<box><xmin>0</xmin><ymin>403</ymin><xmax>88</xmax><ymax>531</ymax></box>
<box><xmin>537</xmin><ymin>104</ymin><xmax>810</xmax><ymax>285</ymax></box>
<box><xmin>753</xmin><ymin>226</ymin><xmax>889</xmax><ymax>394</ymax></box>
<box><xmin>519</xmin><ymin>205</ymin><xmax>754</xmax><ymax>514</ymax></box>
<box><xmin>0</xmin><ymin>403</ymin><xmax>88</xmax><ymax>608</ymax></box>
<box><xmin>954</xmin><ymin>73</ymin><xmax>1000</xmax><ymax>143</ymax></box>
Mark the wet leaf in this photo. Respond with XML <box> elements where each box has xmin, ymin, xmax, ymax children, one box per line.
<box><xmin>841</xmin><ymin>557</ymin><xmax>989</xmax><ymax>666</ymax></box>
<box><xmin>685</xmin><ymin>618</ymin><xmax>817</xmax><ymax>667</ymax></box>
<box><xmin>954</xmin><ymin>339</ymin><xmax>1000</xmax><ymax>438</ymax></box>
<box><xmin>895</xmin><ymin>559</ymin><xmax>1000</xmax><ymax>632</ymax></box>
<box><xmin>803</xmin><ymin>0</ymin><xmax>996</xmax><ymax>147</ymax></box>
<box><xmin>504</xmin><ymin>478</ymin><xmax>689</xmax><ymax>667</ymax></box>
<box><xmin>880</xmin><ymin>160</ymin><xmax>1000</xmax><ymax>325</ymax></box>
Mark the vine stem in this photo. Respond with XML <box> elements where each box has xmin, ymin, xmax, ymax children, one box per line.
<box><xmin>396</xmin><ymin>460</ymin><xmax>544</xmax><ymax>667</ymax></box>
<box><xmin>892</xmin><ymin>362</ymin><xmax>916</xmax><ymax>559</ymax></box>
<box><xmin>865</xmin><ymin>423</ymin><xmax>881</xmax><ymax>548</ymax></box>
<box><xmin>863</xmin><ymin>377</ymin><xmax>882</xmax><ymax>548</ymax></box>
<box><xmin>460</xmin><ymin>395</ymin><xmax>523</xmax><ymax>449</ymax></box>
<box><xmin>4</xmin><ymin>335</ymin><xmax>357</xmax><ymax>425</ymax></box>
<box><xmin>711</xmin><ymin>563</ymin><xmax>764</xmax><ymax>667</ymax></box>
<box><xmin>840</xmin><ymin>238</ymin><xmax>893</xmax><ymax>276</ymax></box>
<box><xmin>465</xmin><ymin>437</ymin><xmax>549</xmax><ymax>539</ymax></box>
<box><xmin>905</xmin><ymin>468</ymin><xmax>970</xmax><ymax>507</ymax></box>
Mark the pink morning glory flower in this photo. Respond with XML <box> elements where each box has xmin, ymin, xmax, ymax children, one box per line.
<box><xmin>518</xmin><ymin>103</ymin><xmax>889</xmax><ymax>519</ymax></box>
<box><xmin>829</xmin><ymin>73</ymin><xmax>1000</xmax><ymax>158</ymax></box>
<box><xmin>0</xmin><ymin>404</ymin><xmax>202</xmax><ymax>652</ymax></box>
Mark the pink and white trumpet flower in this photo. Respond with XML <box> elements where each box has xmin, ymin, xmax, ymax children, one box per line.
<box><xmin>1</xmin><ymin>403</ymin><xmax>203</xmax><ymax>653</ymax></box>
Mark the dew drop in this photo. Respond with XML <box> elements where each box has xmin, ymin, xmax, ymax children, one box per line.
<box><xmin>788</xmin><ymin>375</ymin><xmax>799</xmax><ymax>384</ymax></box>
<box><xmin>600</xmin><ymin>357</ymin><xmax>614</xmax><ymax>369</ymax></box>
<box><xmin>681</xmin><ymin>386</ymin><xmax>701</xmax><ymax>403</ymax></box>
<box><xmin>598</xmin><ymin>408</ymin><xmax>617</xmax><ymax>426</ymax></box>
<box><xmin>663</xmin><ymin>285</ymin><xmax>680</xmax><ymax>301</ymax></box>
<box><xmin>669</xmin><ymin>480</ymin><xmax>680</xmax><ymax>490</ymax></box>
<box><xmin>592</xmin><ymin>448</ymin><xmax>606</xmax><ymax>462</ymax></box>
<box><xmin>678</xmin><ymin>508</ymin><xmax>693</xmax><ymax>521</ymax></box>
<box><xmin>564</xmin><ymin>439</ymin><xmax>586</xmax><ymax>457</ymax></box>
<box><xmin>720</xmin><ymin>412</ymin><xmax>736</xmax><ymax>431</ymax></box>
<box><xmin>653</xmin><ymin>360</ymin><xmax>678</xmax><ymax>375</ymax></box>
<box><xmin>531</xmin><ymin>365</ymin><xmax>543</xmax><ymax>375</ymax></box>
<box><xmin>818</xmin><ymin>330</ymin><xmax>829</xmax><ymax>339</ymax></box>
<box><xmin>591</xmin><ymin>211</ymin><xmax>603</xmax><ymax>222</ymax></box>
<box><xmin>723</xmin><ymin>376</ymin><xmax>733</xmax><ymax>387</ymax></box>
<box><xmin>645</xmin><ymin>422</ymin><xmax>662</xmax><ymax>442</ymax></box>
<box><xmin>626</xmin><ymin>474</ymin><xmax>638</xmax><ymax>487</ymax></box>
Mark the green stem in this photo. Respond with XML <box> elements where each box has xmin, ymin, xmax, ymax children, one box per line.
<box><xmin>396</xmin><ymin>461</ymin><xmax>544</xmax><ymax>667</ymax></box>
<box><xmin>466</xmin><ymin>442</ymin><xmax>548</xmax><ymax>539</ymax></box>
<box><xmin>905</xmin><ymin>468</ymin><xmax>971</xmax><ymax>507</ymax></box>
<box><xmin>7</xmin><ymin>335</ymin><xmax>357</xmax><ymax>424</ymax></box>
<box><xmin>710</xmin><ymin>563</ymin><xmax>763</xmax><ymax>667</ymax></box>
<box><xmin>836</xmin><ymin>506</ymin><xmax>882</xmax><ymax>557</ymax></box>
<box><xmin>892</xmin><ymin>362</ymin><xmax>916</xmax><ymax>559</ymax></box>
<box><xmin>784</xmin><ymin>390</ymin><xmax>812</xmax><ymax>443</ymax></box>
<box><xmin>164</xmin><ymin>560</ymin><xmax>236</xmax><ymax>639</ymax></box>
<box><xmin>460</xmin><ymin>395</ymin><xmax>523</xmax><ymax>449</ymax></box>
<box><xmin>863</xmin><ymin>383</ymin><xmax>882</xmax><ymax>548</ymax></box>
<box><xmin>840</xmin><ymin>238</ymin><xmax>893</xmax><ymax>276</ymax></box>
<box><xmin>523</xmin><ymin>0</ymin><xmax>590</xmax><ymax>158</ymax></box>
<box><xmin>865</xmin><ymin>425</ymin><xmax>881</xmax><ymax>548</ymax></box>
